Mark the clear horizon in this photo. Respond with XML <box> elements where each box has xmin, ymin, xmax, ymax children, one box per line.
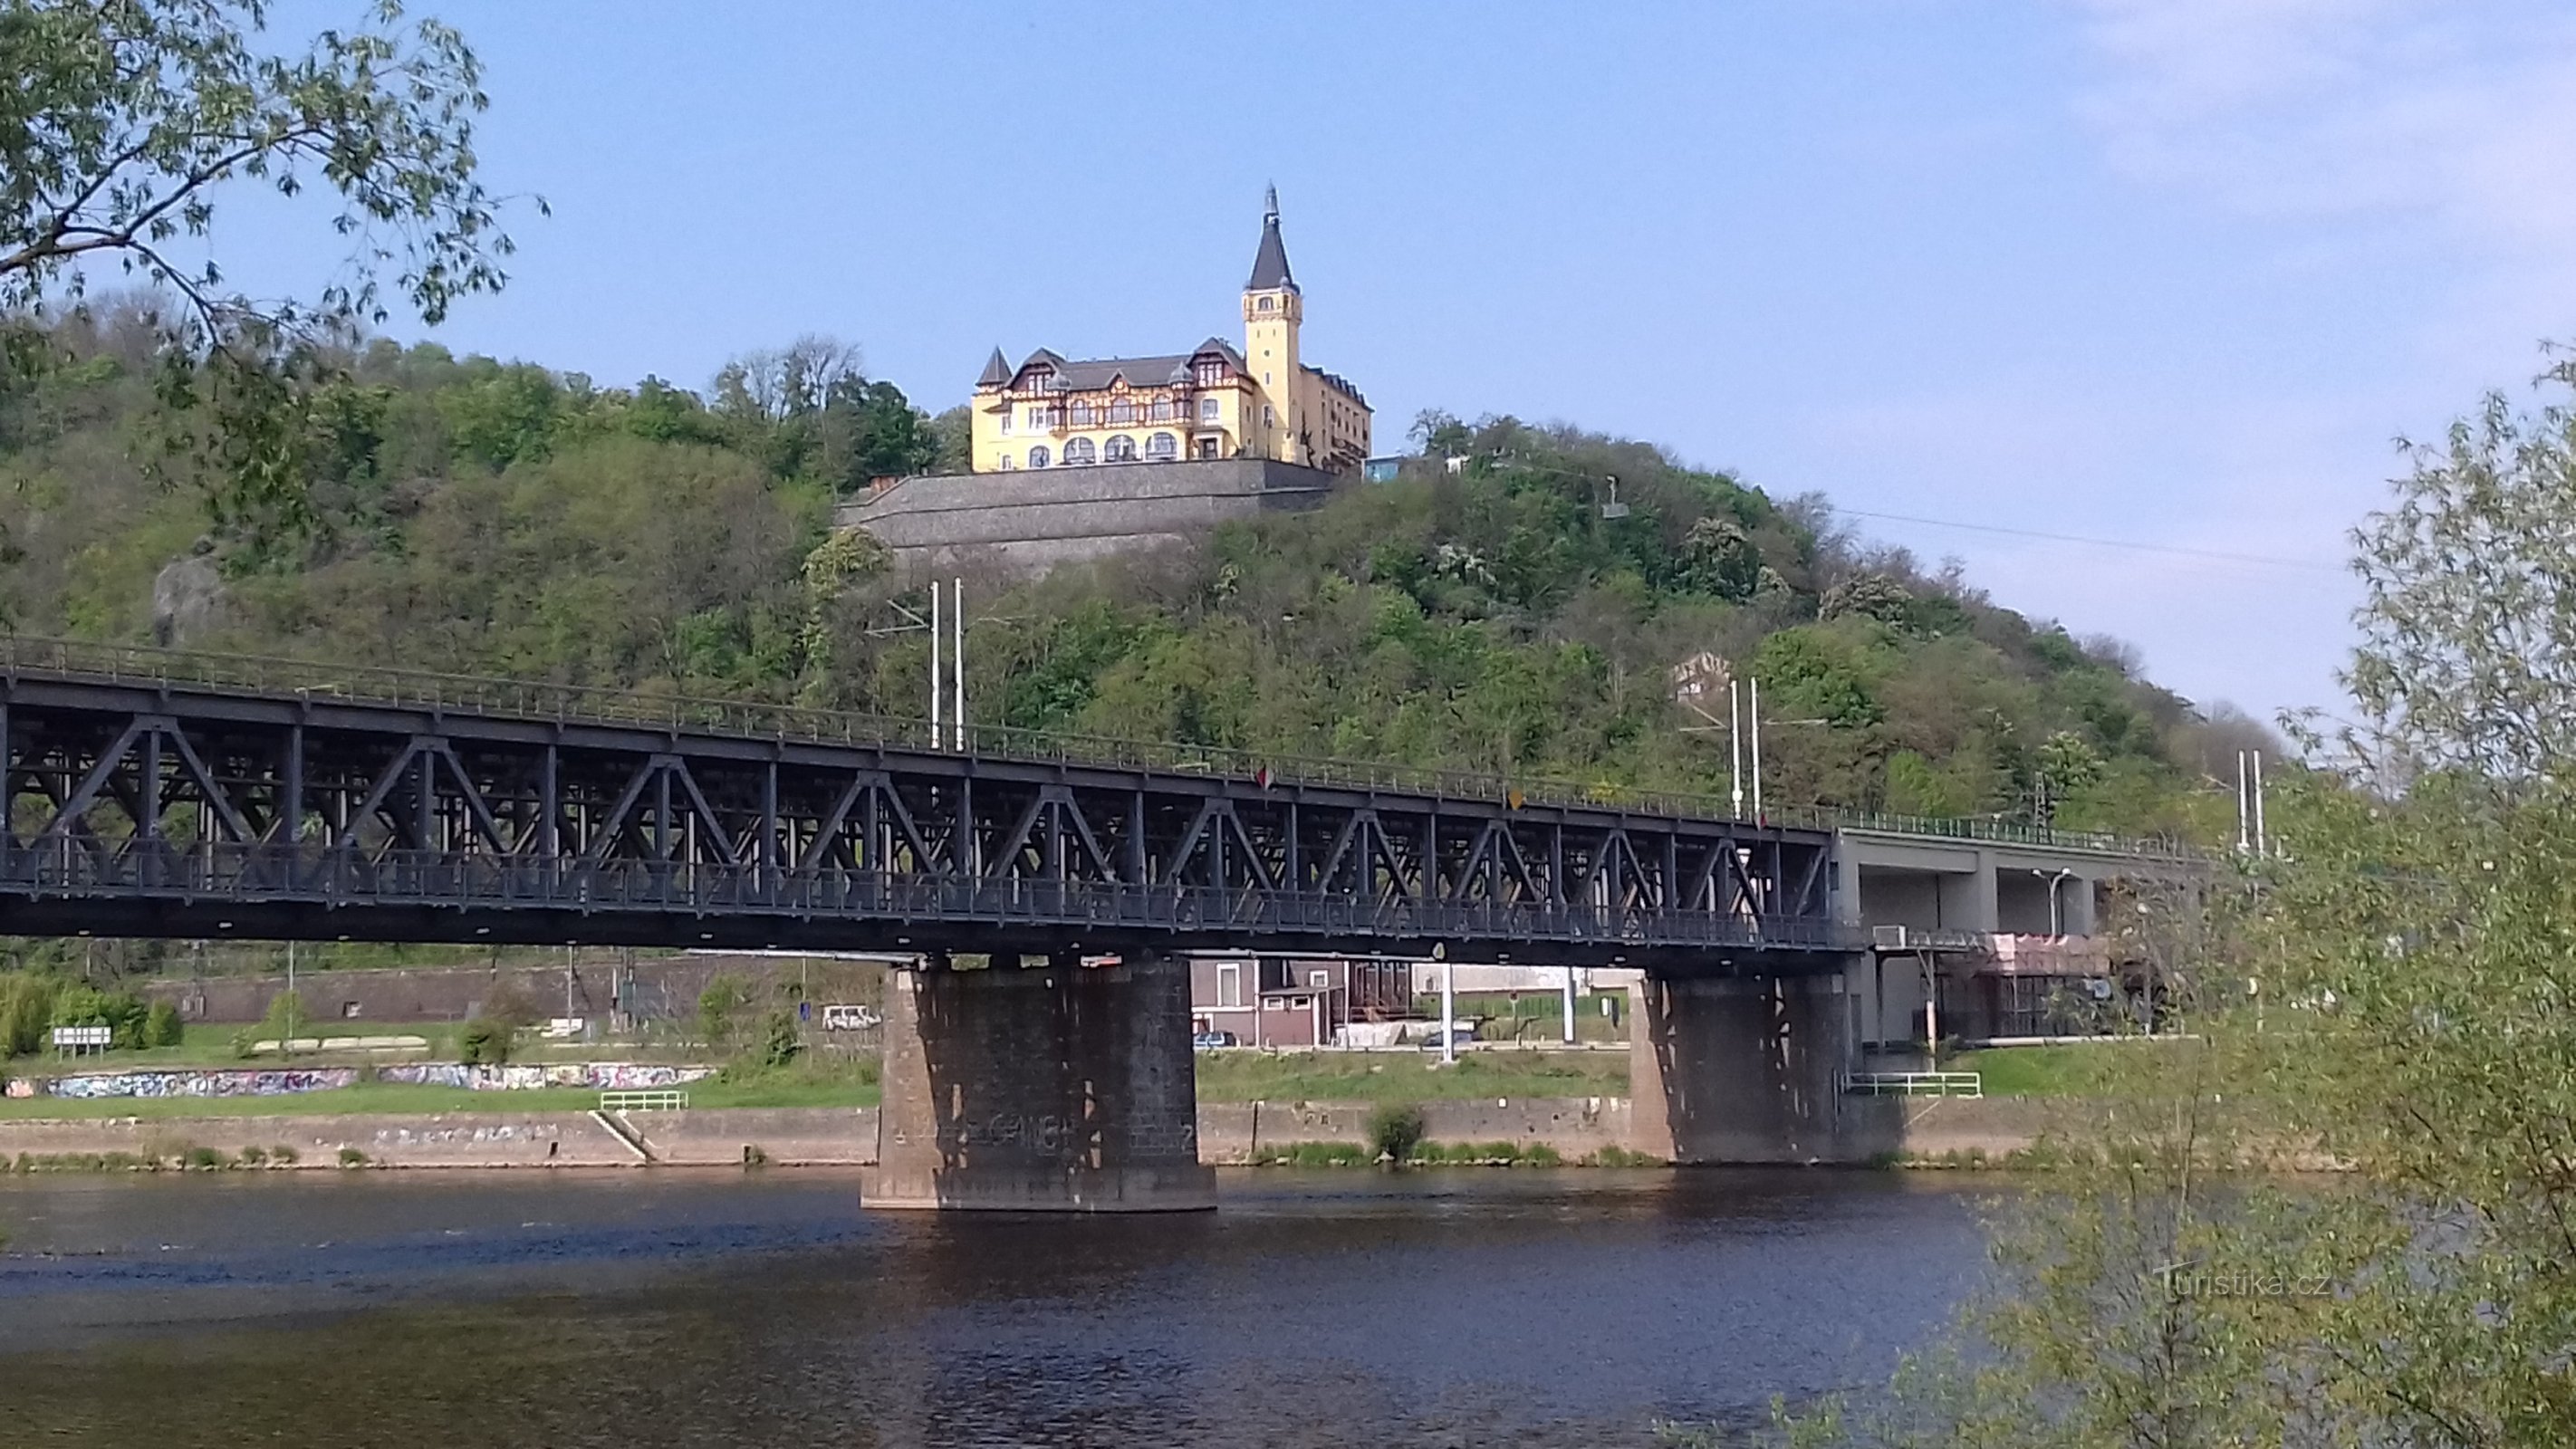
<box><xmin>195</xmin><ymin>1</ymin><xmax>2576</xmax><ymax>730</ymax></box>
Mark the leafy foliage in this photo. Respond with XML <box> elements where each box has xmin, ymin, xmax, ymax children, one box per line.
<box><xmin>0</xmin><ymin>0</ymin><xmax>529</xmax><ymax>533</ymax></box>
<box><xmin>0</xmin><ymin>320</ymin><xmax>2238</xmax><ymax>838</ymax></box>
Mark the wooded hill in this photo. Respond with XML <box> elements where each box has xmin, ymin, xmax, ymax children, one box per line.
<box><xmin>0</xmin><ymin>313</ymin><xmax>2261</xmax><ymax>841</ymax></box>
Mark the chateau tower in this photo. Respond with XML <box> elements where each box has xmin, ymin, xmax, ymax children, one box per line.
<box><xmin>1241</xmin><ymin>186</ymin><xmax>1304</xmax><ymax>465</ymax></box>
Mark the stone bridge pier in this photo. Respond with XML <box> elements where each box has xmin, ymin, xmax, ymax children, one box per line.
<box><xmin>860</xmin><ymin>953</ymin><xmax>1216</xmax><ymax>1212</ymax></box>
<box><xmin>1629</xmin><ymin>972</ymin><xmax>1867</xmax><ymax>1164</ymax></box>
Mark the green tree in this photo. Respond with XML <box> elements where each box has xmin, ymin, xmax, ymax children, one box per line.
<box><xmin>256</xmin><ymin>986</ymin><xmax>303</xmax><ymax>1054</ymax></box>
<box><xmin>2345</xmin><ymin>357</ymin><xmax>2576</xmax><ymax>780</ymax></box>
<box><xmin>0</xmin><ymin>0</ymin><xmax>527</xmax><ymax>534</ymax></box>
<box><xmin>1773</xmin><ymin>354</ymin><xmax>2576</xmax><ymax>1449</ymax></box>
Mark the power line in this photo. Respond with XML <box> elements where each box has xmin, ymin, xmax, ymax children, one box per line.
<box><xmin>1835</xmin><ymin>508</ymin><xmax>2345</xmax><ymax>574</ymax></box>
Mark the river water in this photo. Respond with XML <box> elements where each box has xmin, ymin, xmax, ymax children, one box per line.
<box><xmin>0</xmin><ymin>1167</ymin><xmax>1994</xmax><ymax>1446</ymax></box>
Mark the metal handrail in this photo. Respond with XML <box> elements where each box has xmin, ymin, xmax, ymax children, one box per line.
<box><xmin>0</xmin><ymin>633</ymin><xmax>2204</xmax><ymax>860</ymax></box>
<box><xmin>1844</xmin><ymin>1070</ymin><xmax>1985</xmax><ymax>1099</ymax></box>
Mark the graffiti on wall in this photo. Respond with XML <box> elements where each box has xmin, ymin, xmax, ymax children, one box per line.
<box><xmin>376</xmin><ymin>1062</ymin><xmax>716</xmax><ymax>1091</ymax></box>
<box><xmin>43</xmin><ymin>1068</ymin><xmax>360</xmax><ymax>1099</ymax></box>
<box><xmin>24</xmin><ymin>1061</ymin><xmax>714</xmax><ymax>1099</ymax></box>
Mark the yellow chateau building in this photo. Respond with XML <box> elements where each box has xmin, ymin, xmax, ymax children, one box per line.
<box><xmin>970</xmin><ymin>191</ymin><xmax>1371</xmax><ymax>475</ymax></box>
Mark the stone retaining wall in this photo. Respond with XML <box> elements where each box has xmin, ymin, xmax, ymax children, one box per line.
<box><xmin>0</xmin><ymin>1097</ymin><xmax>2052</xmax><ymax>1170</ymax></box>
<box><xmin>837</xmin><ymin>459</ymin><xmax>1338</xmax><ymax>576</ymax></box>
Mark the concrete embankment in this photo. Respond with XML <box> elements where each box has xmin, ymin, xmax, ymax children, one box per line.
<box><xmin>1194</xmin><ymin>1097</ymin><xmax>1638</xmax><ymax>1164</ymax></box>
<box><xmin>0</xmin><ymin>1096</ymin><xmax>2052</xmax><ymax>1171</ymax></box>
<box><xmin>0</xmin><ymin>1108</ymin><xmax>880</xmax><ymax>1169</ymax></box>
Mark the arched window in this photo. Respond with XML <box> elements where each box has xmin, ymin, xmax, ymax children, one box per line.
<box><xmin>1063</xmin><ymin>437</ymin><xmax>1096</xmax><ymax>465</ymax></box>
<box><xmin>1104</xmin><ymin>435</ymin><xmax>1139</xmax><ymax>462</ymax></box>
<box><xmin>1198</xmin><ymin>397</ymin><xmax>1220</xmax><ymax>424</ymax></box>
<box><xmin>1147</xmin><ymin>432</ymin><xmax>1177</xmax><ymax>460</ymax></box>
<box><xmin>1027</xmin><ymin>446</ymin><xmax>1051</xmax><ymax>468</ymax></box>
<box><xmin>1258</xmin><ymin>295</ymin><xmax>1274</xmax><ymax>312</ymax></box>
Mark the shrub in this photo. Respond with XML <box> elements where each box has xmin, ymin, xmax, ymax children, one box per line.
<box><xmin>756</xmin><ymin>1008</ymin><xmax>802</xmax><ymax>1068</ymax></box>
<box><xmin>235</xmin><ymin>1147</ymin><xmax>267</xmax><ymax>1168</ymax></box>
<box><xmin>181</xmin><ymin>1147</ymin><xmax>223</xmax><ymax>1170</ymax></box>
<box><xmin>1367</xmin><ymin>1102</ymin><xmax>1427</xmax><ymax>1163</ymax></box>
<box><xmin>698</xmin><ymin>973</ymin><xmax>752</xmax><ymax>1051</ymax></box>
<box><xmin>144</xmin><ymin>1001</ymin><xmax>184</xmax><ymax>1049</ymax></box>
<box><xmin>270</xmin><ymin>1145</ymin><xmax>300</xmax><ymax>1166</ymax></box>
<box><xmin>258</xmin><ymin>989</ymin><xmax>307</xmax><ymax>1051</ymax></box>
<box><xmin>336</xmin><ymin>1147</ymin><xmax>368</xmax><ymax>1167</ymax></box>
<box><xmin>0</xmin><ymin>972</ymin><xmax>63</xmax><ymax>1057</ymax></box>
<box><xmin>457</xmin><ymin>1018</ymin><xmax>514</xmax><ymax>1065</ymax></box>
<box><xmin>230</xmin><ymin>1028</ymin><xmax>260</xmax><ymax>1060</ymax></box>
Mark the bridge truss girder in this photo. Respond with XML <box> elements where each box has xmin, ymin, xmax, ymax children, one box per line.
<box><xmin>0</xmin><ymin>676</ymin><xmax>1844</xmax><ymax>971</ymax></box>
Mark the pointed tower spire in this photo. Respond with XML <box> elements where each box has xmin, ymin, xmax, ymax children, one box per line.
<box><xmin>976</xmin><ymin>346</ymin><xmax>1010</xmax><ymax>389</ymax></box>
<box><xmin>1245</xmin><ymin>185</ymin><xmax>1296</xmax><ymax>293</ymax></box>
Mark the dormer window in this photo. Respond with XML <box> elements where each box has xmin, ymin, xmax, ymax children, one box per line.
<box><xmin>1195</xmin><ymin>360</ymin><xmax>1225</xmax><ymax>387</ymax></box>
<box><xmin>1019</xmin><ymin>366</ymin><xmax>1053</xmax><ymax>393</ymax></box>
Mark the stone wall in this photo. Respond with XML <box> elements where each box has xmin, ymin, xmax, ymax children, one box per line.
<box><xmin>837</xmin><ymin>458</ymin><xmax>1338</xmax><ymax>576</ymax></box>
<box><xmin>626</xmin><ymin>1107</ymin><xmax>876</xmax><ymax>1166</ymax></box>
<box><xmin>1193</xmin><ymin>1096</ymin><xmax>1636</xmax><ymax>1164</ymax></box>
<box><xmin>0</xmin><ymin>1096</ymin><xmax>2053</xmax><ymax>1171</ymax></box>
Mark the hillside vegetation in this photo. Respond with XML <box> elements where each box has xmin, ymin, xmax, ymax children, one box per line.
<box><xmin>0</xmin><ymin>312</ymin><xmax>2253</xmax><ymax>840</ymax></box>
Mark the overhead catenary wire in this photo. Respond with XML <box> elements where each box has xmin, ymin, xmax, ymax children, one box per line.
<box><xmin>1832</xmin><ymin>508</ymin><xmax>2344</xmax><ymax>575</ymax></box>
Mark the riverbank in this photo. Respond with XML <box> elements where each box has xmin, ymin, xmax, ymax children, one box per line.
<box><xmin>0</xmin><ymin>1093</ymin><xmax>2053</xmax><ymax>1172</ymax></box>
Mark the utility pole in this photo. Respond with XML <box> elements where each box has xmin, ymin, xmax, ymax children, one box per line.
<box><xmin>1749</xmin><ymin>677</ymin><xmax>1765</xmax><ymax>822</ymax></box>
<box><xmin>1562</xmin><ymin>964</ymin><xmax>1577</xmax><ymax>1045</ymax></box>
<box><xmin>1439</xmin><ymin>950</ymin><xmax>1456</xmax><ymax>1066</ymax></box>
<box><xmin>1728</xmin><ymin>678</ymin><xmax>1745</xmax><ymax>819</ymax></box>
<box><xmin>951</xmin><ymin>577</ymin><xmax>966</xmax><ymax>752</ymax></box>
<box><xmin>928</xmin><ymin>580</ymin><xmax>942</xmax><ymax>749</ymax></box>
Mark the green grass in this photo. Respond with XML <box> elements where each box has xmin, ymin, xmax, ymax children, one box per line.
<box><xmin>1193</xmin><ymin>1048</ymin><xmax>1628</xmax><ymax>1103</ymax></box>
<box><xmin>12</xmin><ymin>1020</ymin><xmax>724</xmax><ymax>1073</ymax></box>
<box><xmin>1950</xmin><ymin>1040</ymin><xmax>2188</xmax><ymax>1097</ymax></box>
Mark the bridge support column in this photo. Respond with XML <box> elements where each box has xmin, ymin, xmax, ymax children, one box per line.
<box><xmin>1629</xmin><ymin>974</ymin><xmax>1860</xmax><ymax>1164</ymax></box>
<box><xmin>860</xmin><ymin>953</ymin><xmax>1216</xmax><ymax>1212</ymax></box>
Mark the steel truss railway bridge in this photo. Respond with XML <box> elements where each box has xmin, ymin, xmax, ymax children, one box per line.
<box><xmin>0</xmin><ymin>644</ymin><xmax>1841</xmax><ymax>971</ymax></box>
<box><xmin>0</xmin><ymin>640</ymin><xmax>2187</xmax><ymax>1209</ymax></box>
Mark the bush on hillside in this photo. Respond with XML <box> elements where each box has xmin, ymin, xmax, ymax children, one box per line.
<box><xmin>144</xmin><ymin>1001</ymin><xmax>183</xmax><ymax>1049</ymax></box>
<box><xmin>457</xmin><ymin>1017</ymin><xmax>514</xmax><ymax>1065</ymax></box>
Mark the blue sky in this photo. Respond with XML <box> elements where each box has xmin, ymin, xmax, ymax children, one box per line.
<box><xmin>216</xmin><ymin>2</ymin><xmax>2576</xmax><ymax>725</ymax></box>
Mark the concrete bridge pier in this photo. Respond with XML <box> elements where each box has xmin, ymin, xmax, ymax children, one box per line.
<box><xmin>859</xmin><ymin>952</ymin><xmax>1216</xmax><ymax>1212</ymax></box>
<box><xmin>1629</xmin><ymin>973</ymin><xmax>1861</xmax><ymax>1164</ymax></box>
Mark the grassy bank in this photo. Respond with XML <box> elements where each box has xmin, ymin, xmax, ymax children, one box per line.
<box><xmin>0</xmin><ymin>1046</ymin><xmax>1627</xmax><ymax>1120</ymax></box>
<box><xmin>20</xmin><ymin>1021</ymin><xmax>716</xmax><ymax>1071</ymax></box>
<box><xmin>1948</xmin><ymin>1040</ymin><xmax>2190</xmax><ymax>1097</ymax></box>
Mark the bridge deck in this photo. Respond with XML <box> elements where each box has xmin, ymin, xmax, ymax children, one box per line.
<box><xmin>0</xmin><ymin>645</ymin><xmax>1849</xmax><ymax>969</ymax></box>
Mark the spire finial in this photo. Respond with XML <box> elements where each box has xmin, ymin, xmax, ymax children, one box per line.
<box><xmin>1264</xmin><ymin>183</ymin><xmax>1279</xmax><ymax>224</ymax></box>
